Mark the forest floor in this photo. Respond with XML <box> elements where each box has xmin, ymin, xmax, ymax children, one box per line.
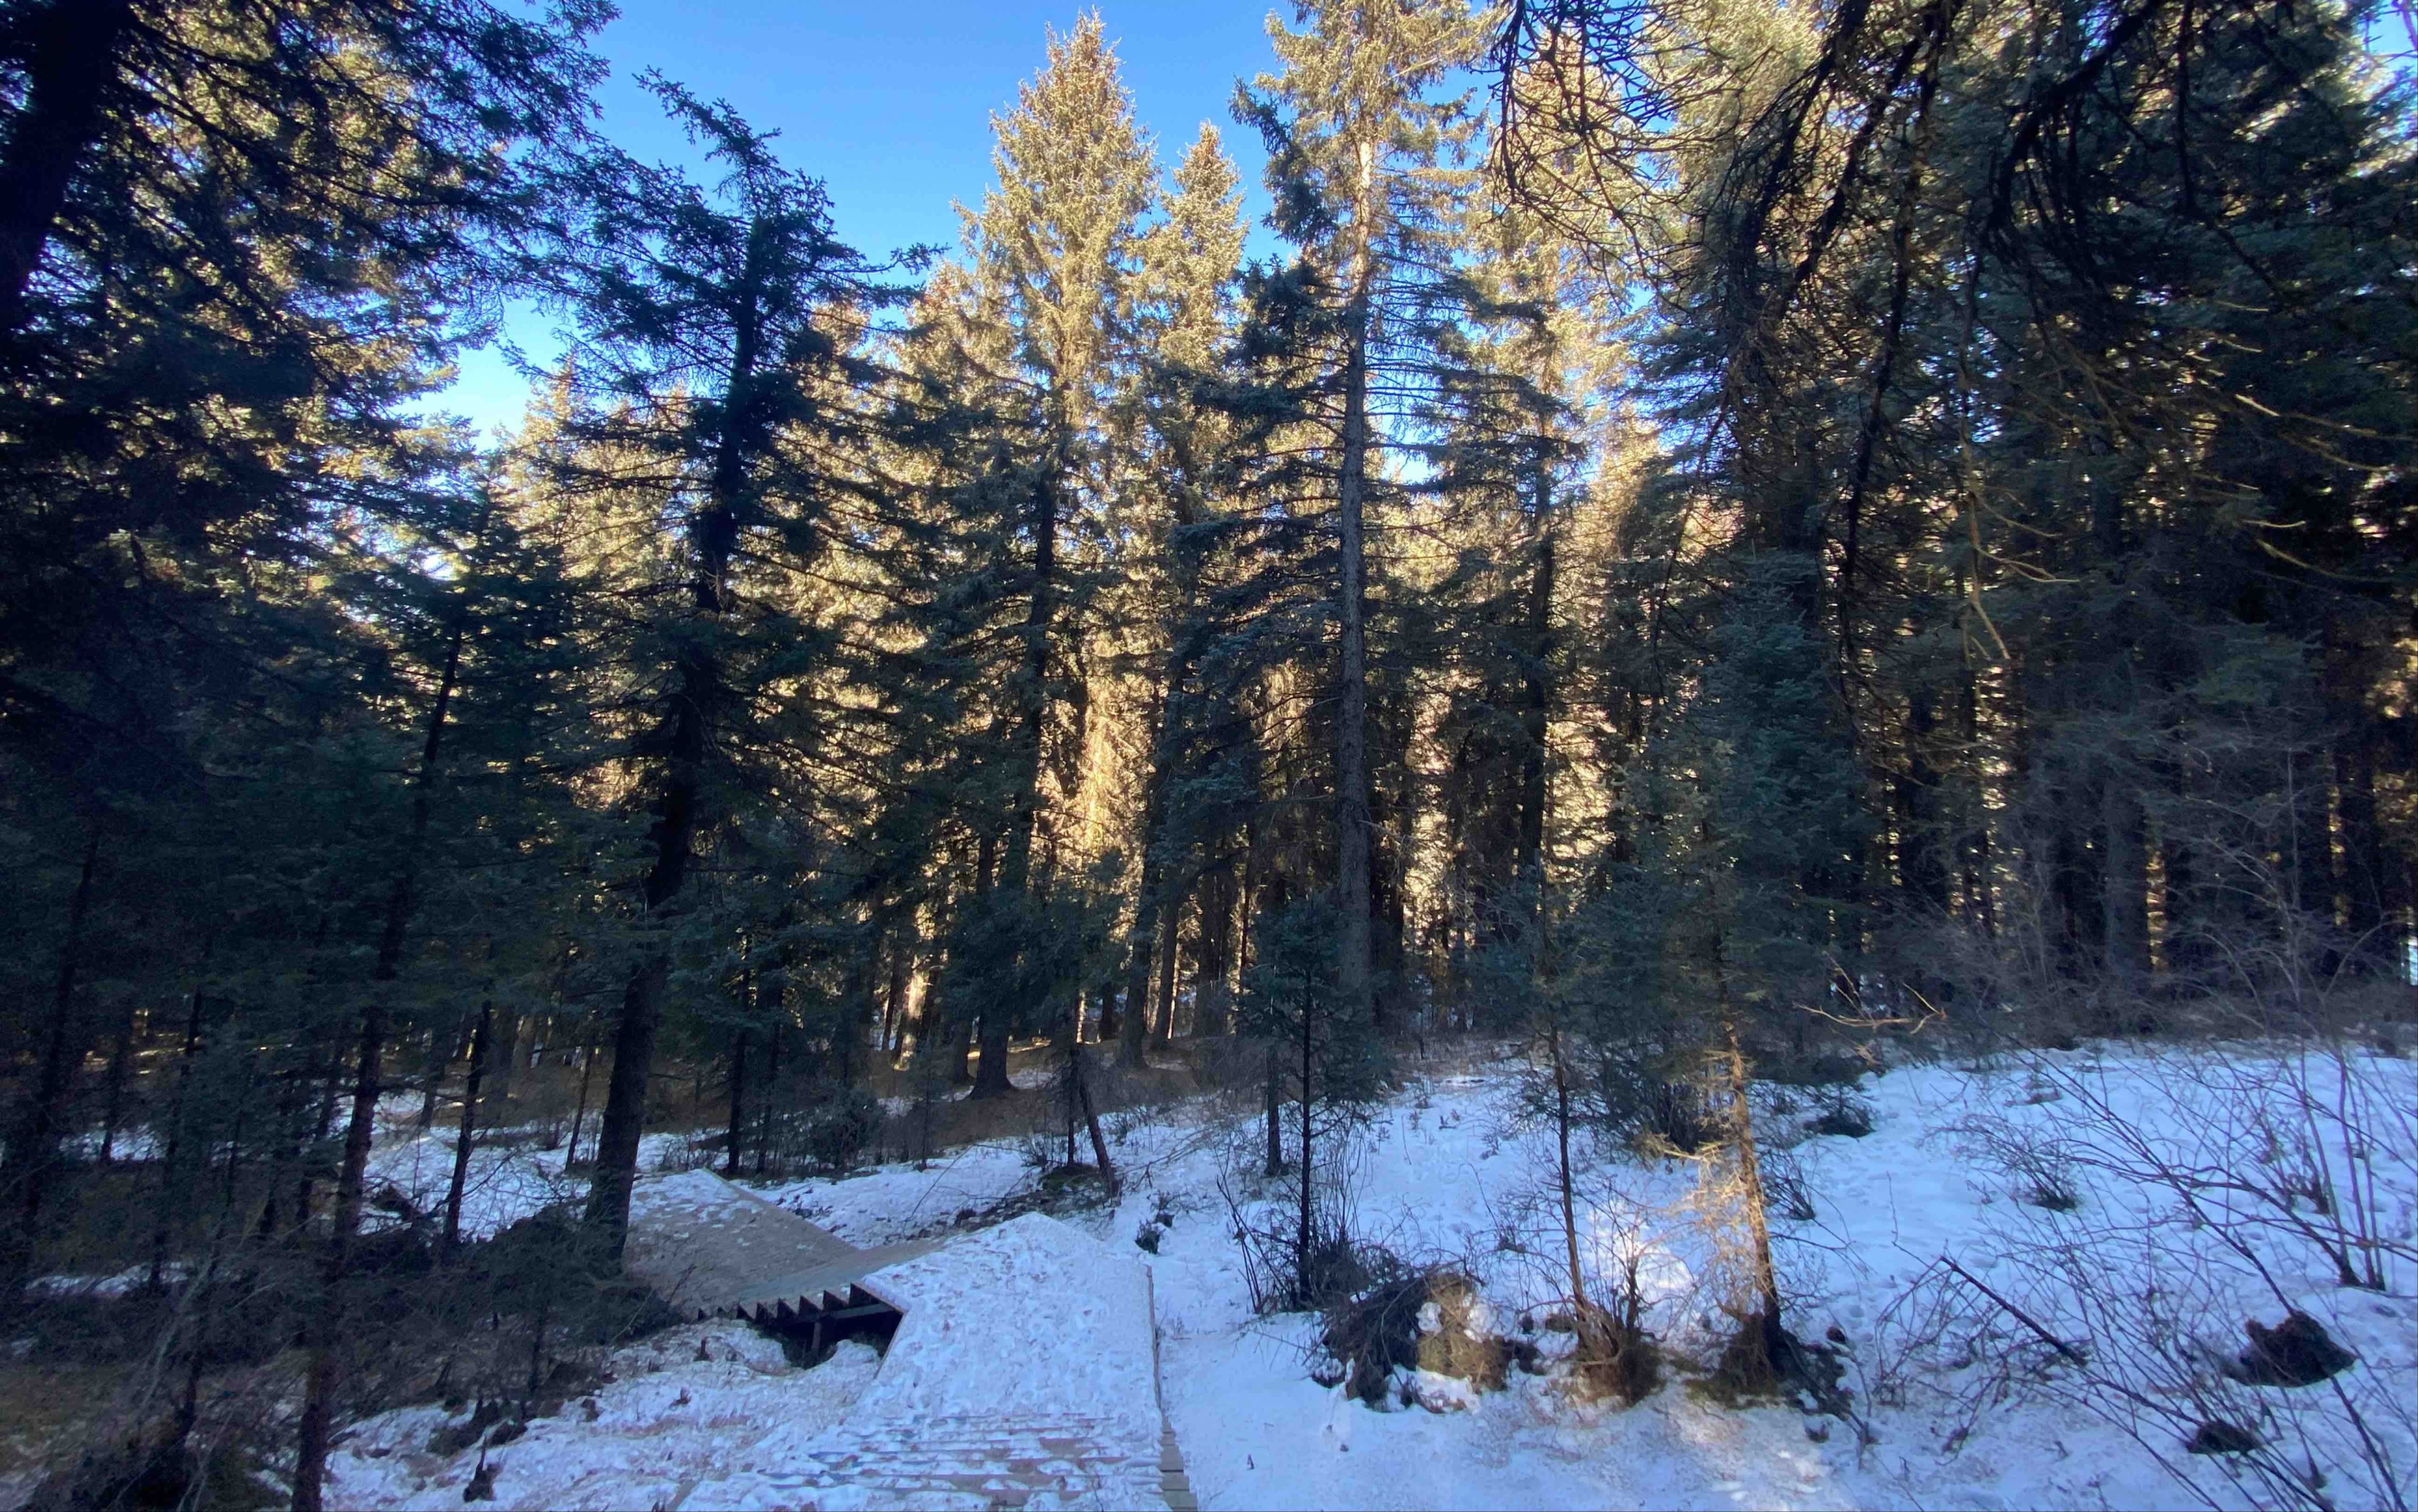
<box><xmin>22</xmin><ymin>1036</ymin><xmax>2418</xmax><ymax>1511</ymax></box>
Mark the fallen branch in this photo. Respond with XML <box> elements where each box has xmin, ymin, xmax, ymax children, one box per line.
<box><xmin>1939</xmin><ymin>1253</ymin><xmax>2088</xmax><ymax>1366</ymax></box>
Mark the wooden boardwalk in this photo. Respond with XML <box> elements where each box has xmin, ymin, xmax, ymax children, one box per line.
<box><xmin>626</xmin><ymin>1172</ymin><xmax>940</xmax><ymax>1344</ymax></box>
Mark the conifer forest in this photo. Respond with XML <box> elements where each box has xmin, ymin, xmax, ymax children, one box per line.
<box><xmin>0</xmin><ymin>2</ymin><xmax>2413</xmax><ymax>1509</ymax></box>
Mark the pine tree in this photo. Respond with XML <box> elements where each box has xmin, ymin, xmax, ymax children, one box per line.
<box><xmin>913</xmin><ymin>17</ymin><xmax>1159</xmax><ymax>1093</ymax></box>
<box><xmin>530</xmin><ymin>75</ymin><xmax>899</xmax><ymax>1253</ymax></box>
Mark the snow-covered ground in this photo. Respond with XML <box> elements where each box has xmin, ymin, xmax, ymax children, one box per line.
<box><xmin>314</xmin><ymin>1039</ymin><xmax>2415</xmax><ymax>1511</ymax></box>
<box><xmin>325</xmin><ymin>1323</ymin><xmax>883</xmax><ymax>1510</ymax></box>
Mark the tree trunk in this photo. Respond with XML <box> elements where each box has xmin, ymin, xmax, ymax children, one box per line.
<box><xmin>1264</xmin><ymin>1040</ymin><xmax>1284</xmax><ymax>1178</ymax></box>
<box><xmin>1152</xmin><ymin>882</ymin><xmax>1181</xmax><ymax>1046</ymax></box>
<box><xmin>1195</xmin><ymin>856</ymin><xmax>1236</xmax><ymax>1037</ymax></box>
<box><xmin>1296</xmin><ymin>978</ymin><xmax>1317</xmax><ymax>1293</ymax></box>
<box><xmin>948</xmin><ymin>1013</ymin><xmax>975</xmax><ymax>1088</ymax></box>
<box><xmin>723</xmin><ymin>1029</ymin><xmax>748</xmax><ymax>1177</ymax></box>
<box><xmin>568</xmin><ymin>1034</ymin><xmax>598</xmax><ymax>1166</ymax></box>
<box><xmin>292</xmin><ymin>972</ymin><xmax>393</xmax><ymax>1510</ymax></box>
<box><xmin>1516</xmin><ymin>461</ymin><xmax>1556</xmax><ymax>906</ymax></box>
<box><xmin>1898</xmin><ymin>686</ymin><xmax>1950</xmax><ymax>915</ymax></box>
<box><xmin>1370</xmin><ymin>694</ymin><xmax>1413</xmax><ymax>1032</ymax></box>
<box><xmin>0</xmin><ymin>0</ymin><xmax>135</xmax><ymax>339</ymax></box>
<box><xmin>2101</xmin><ymin>773</ymin><xmax>2150</xmax><ymax>992</ymax></box>
<box><xmin>1122</xmin><ymin>668</ymin><xmax>1184</xmax><ymax>1069</ymax></box>
<box><xmin>1068</xmin><ymin>1031</ymin><xmax>1118</xmax><ymax>1198</ymax></box>
<box><xmin>1550</xmin><ymin>1020</ymin><xmax>1586</xmax><ymax>1311</ymax></box>
<box><xmin>148</xmin><ymin>975</ymin><xmax>208</xmax><ymax>1293</ymax></box>
<box><xmin>98</xmin><ymin>1000</ymin><xmax>137</xmax><ymax>1166</ymax></box>
<box><xmin>8</xmin><ymin>823</ymin><xmax>101</xmax><ymax>1259</ymax></box>
<box><xmin>1333</xmin><ymin>136</ymin><xmax>1379</xmax><ymax>1036</ymax></box>
<box><xmin>443</xmin><ymin>1002</ymin><xmax>493</xmax><ymax>1257</ymax></box>
<box><xmin>490</xmin><ymin>1006</ymin><xmax>522</xmax><ymax>1105</ymax></box>
<box><xmin>754</xmin><ymin>1015</ymin><xmax>782</xmax><ymax>1175</ymax></box>
<box><xmin>978</xmin><ymin>430</ymin><xmax>1069</xmax><ymax>1100</ymax></box>
<box><xmin>973</xmin><ymin>1009</ymin><xmax>1013</xmax><ymax>1098</ymax></box>
<box><xmin>1717</xmin><ymin>960</ymin><xmax>1786</xmax><ymax>1371</ymax></box>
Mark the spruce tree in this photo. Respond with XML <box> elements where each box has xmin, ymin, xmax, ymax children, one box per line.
<box><xmin>530</xmin><ymin>76</ymin><xmax>898</xmax><ymax>1253</ymax></box>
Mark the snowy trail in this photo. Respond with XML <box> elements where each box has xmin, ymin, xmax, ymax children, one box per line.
<box><xmin>680</xmin><ymin>1213</ymin><xmax>1176</xmax><ymax>1511</ymax></box>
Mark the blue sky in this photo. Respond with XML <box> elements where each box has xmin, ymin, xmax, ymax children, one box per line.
<box><xmin>442</xmin><ymin>1</ymin><xmax>1293</xmax><ymax>434</ymax></box>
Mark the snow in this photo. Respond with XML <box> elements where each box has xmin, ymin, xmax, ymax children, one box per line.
<box><xmin>310</xmin><ymin>1038</ymin><xmax>2418</xmax><ymax>1512</ymax></box>
<box><xmin>1148</xmin><ymin>1044</ymin><xmax>2417</xmax><ymax>1511</ymax></box>
<box><xmin>323</xmin><ymin>1323</ymin><xmax>882</xmax><ymax>1511</ymax></box>
<box><xmin>683</xmin><ymin>1214</ymin><xmax>1165</xmax><ymax>1510</ymax></box>
<box><xmin>21</xmin><ymin>1262</ymin><xmax>185</xmax><ymax>1299</ymax></box>
<box><xmin>840</xmin><ymin>1213</ymin><xmax>1157</xmax><ymax>1436</ymax></box>
<box><xmin>758</xmin><ymin>1140</ymin><xmax>1042</xmax><ymax>1246</ymax></box>
<box><xmin>359</xmin><ymin>1127</ymin><xmax>696</xmax><ymax>1241</ymax></box>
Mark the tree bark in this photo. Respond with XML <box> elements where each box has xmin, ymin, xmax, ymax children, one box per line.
<box><xmin>442</xmin><ymin>1002</ymin><xmax>492</xmax><ymax>1256</ymax></box>
<box><xmin>979</xmin><ymin>430</ymin><xmax>1069</xmax><ymax>1099</ymax></box>
<box><xmin>1264</xmin><ymin>1041</ymin><xmax>1285</xmax><ymax>1178</ymax></box>
<box><xmin>1717</xmin><ymin>966</ymin><xmax>1785</xmax><ymax>1368</ymax></box>
<box><xmin>1333</xmin><ymin>135</ymin><xmax>1379</xmax><ymax>1036</ymax></box>
<box><xmin>1152</xmin><ymin>882</ymin><xmax>1181</xmax><ymax>1046</ymax></box>
<box><xmin>567</xmin><ymin>1033</ymin><xmax>597</xmax><ymax>1166</ymax></box>
<box><xmin>1194</xmin><ymin>856</ymin><xmax>1236</xmax><ymax>1037</ymax></box>
<box><xmin>1550</xmin><ymin>1020</ymin><xmax>1587</xmax><ymax>1311</ymax></box>
<box><xmin>723</xmin><ymin>1029</ymin><xmax>748</xmax><ymax>1177</ymax></box>
<box><xmin>1067</xmin><ymin>1027</ymin><xmax>1118</xmax><ymax>1198</ymax></box>
<box><xmin>1516</xmin><ymin>461</ymin><xmax>1556</xmax><ymax>904</ymax></box>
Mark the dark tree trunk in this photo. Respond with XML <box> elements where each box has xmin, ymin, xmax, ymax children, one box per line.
<box><xmin>1897</xmin><ymin>687</ymin><xmax>1950</xmax><ymax>914</ymax></box>
<box><xmin>1334</xmin><ymin>147</ymin><xmax>1377</xmax><ymax>1036</ymax></box>
<box><xmin>723</xmin><ymin>1029</ymin><xmax>748</xmax><ymax>1177</ymax></box>
<box><xmin>490</xmin><ymin>1006</ymin><xmax>522</xmax><ymax>1105</ymax></box>
<box><xmin>443</xmin><ymin>1003</ymin><xmax>493</xmax><ymax>1257</ymax></box>
<box><xmin>292</xmin><ymin>963</ymin><xmax>395</xmax><ymax>1510</ymax></box>
<box><xmin>148</xmin><ymin>975</ymin><xmax>208</xmax><ymax>1292</ymax></box>
<box><xmin>1195</xmin><ymin>856</ymin><xmax>1236</xmax><ymax>1037</ymax></box>
<box><xmin>1067</xmin><ymin>1019</ymin><xmax>1117</xmax><ymax>1198</ymax></box>
<box><xmin>979</xmin><ymin>436</ymin><xmax>1068</xmax><ymax>1100</ymax></box>
<box><xmin>567</xmin><ymin>1034</ymin><xmax>598</xmax><ymax>1166</ymax></box>
<box><xmin>0</xmin><ymin>0</ymin><xmax>135</xmax><ymax>339</ymax></box>
<box><xmin>948</xmin><ymin>1013</ymin><xmax>975</xmax><ymax>1088</ymax></box>
<box><xmin>8</xmin><ymin>824</ymin><xmax>101</xmax><ymax>1259</ymax></box>
<box><xmin>1152</xmin><ymin>881</ymin><xmax>1181</xmax><ymax>1047</ymax></box>
<box><xmin>2101</xmin><ymin>774</ymin><xmax>2150</xmax><ymax>991</ymax></box>
<box><xmin>1516</xmin><ymin>461</ymin><xmax>1556</xmax><ymax>903</ymax></box>
<box><xmin>1369</xmin><ymin>694</ymin><xmax>1413</xmax><ymax>1033</ymax></box>
<box><xmin>1549</xmin><ymin>1020</ymin><xmax>1586</xmax><ymax>1311</ymax></box>
<box><xmin>98</xmin><ymin>1000</ymin><xmax>137</xmax><ymax>1166</ymax></box>
<box><xmin>755</xmin><ymin>1015</ymin><xmax>781</xmax><ymax>1175</ymax></box>
<box><xmin>1296</xmin><ymin>977</ymin><xmax>1316</xmax><ymax>1290</ymax></box>
<box><xmin>1264</xmin><ymin>1041</ymin><xmax>1284</xmax><ymax>1178</ymax></box>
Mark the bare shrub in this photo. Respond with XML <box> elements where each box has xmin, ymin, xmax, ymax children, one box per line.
<box><xmin>1761</xmin><ymin>1146</ymin><xmax>1819</xmax><ymax>1222</ymax></box>
<box><xmin>1806</xmin><ymin>1085</ymin><xmax>1876</xmax><ymax>1139</ymax></box>
<box><xmin>1902</xmin><ymin>1042</ymin><xmax>2416</xmax><ymax>1512</ymax></box>
<box><xmin>1948</xmin><ymin>1112</ymin><xmax>2081</xmax><ymax>1211</ymax></box>
<box><xmin>1568</xmin><ymin>1254</ymin><xmax>1662</xmax><ymax>1406</ymax></box>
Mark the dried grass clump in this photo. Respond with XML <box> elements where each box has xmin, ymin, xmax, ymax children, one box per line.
<box><xmin>1567</xmin><ymin>1296</ymin><xmax>1662</xmax><ymax>1406</ymax></box>
<box><xmin>1320</xmin><ymin>1267</ymin><xmax>1526</xmax><ymax>1408</ymax></box>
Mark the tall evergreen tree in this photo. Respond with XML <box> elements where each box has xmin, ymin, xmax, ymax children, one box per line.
<box><xmin>1233</xmin><ymin>0</ymin><xmax>1497</xmax><ymax>1034</ymax></box>
<box><xmin>531</xmin><ymin>76</ymin><xmax>898</xmax><ymax>1252</ymax></box>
